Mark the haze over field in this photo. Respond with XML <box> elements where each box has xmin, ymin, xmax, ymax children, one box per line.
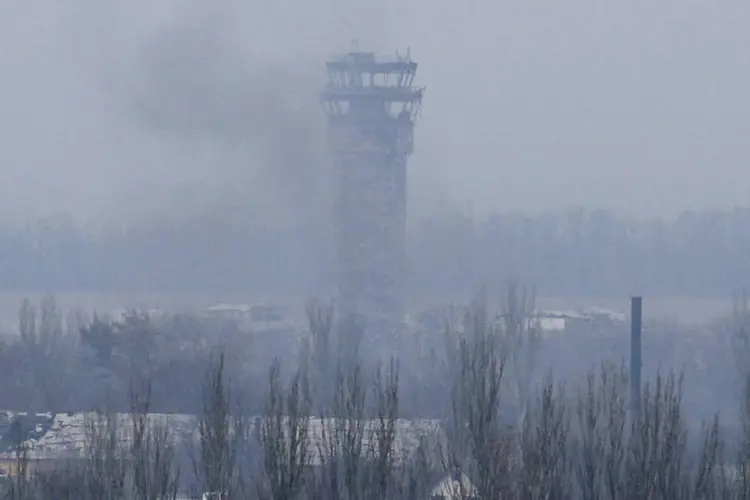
<box><xmin>2</xmin><ymin>0</ymin><xmax>750</xmax><ymax>227</ymax></box>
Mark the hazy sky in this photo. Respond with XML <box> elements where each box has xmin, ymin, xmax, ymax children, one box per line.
<box><xmin>1</xmin><ymin>0</ymin><xmax>750</xmax><ymax>225</ymax></box>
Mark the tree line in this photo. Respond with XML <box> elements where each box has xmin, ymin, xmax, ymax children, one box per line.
<box><xmin>4</xmin><ymin>207</ymin><xmax>750</xmax><ymax>295</ymax></box>
<box><xmin>2</xmin><ymin>291</ymin><xmax>750</xmax><ymax>498</ymax></box>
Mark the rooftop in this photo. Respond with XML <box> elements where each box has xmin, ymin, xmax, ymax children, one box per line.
<box><xmin>326</xmin><ymin>50</ymin><xmax>417</xmax><ymax>73</ymax></box>
<box><xmin>0</xmin><ymin>411</ymin><xmax>444</xmax><ymax>465</ymax></box>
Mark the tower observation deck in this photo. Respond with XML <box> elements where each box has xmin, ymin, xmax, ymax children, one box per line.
<box><xmin>321</xmin><ymin>50</ymin><xmax>424</xmax><ymax>332</ymax></box>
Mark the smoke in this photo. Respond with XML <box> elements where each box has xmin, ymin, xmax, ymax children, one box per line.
<box><xmin>115</xmin><ymin>0</ymin><xmax>395</xmax><ymax>228</ymax></box>
<box><xmin>0</xmin><ymin>0</ymin><xmax>390</xmax><ymax>227</ymax></box>
<box><xmin>123</xmin><ymin>7</ymin><xmax>332</xmax><ymax>229</ymax></box>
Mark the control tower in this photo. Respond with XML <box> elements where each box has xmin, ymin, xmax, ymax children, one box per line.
<box><xmin>321</xmin><ymin>49</ymin><xmax>424</xmax><ymax>332</ymax></box>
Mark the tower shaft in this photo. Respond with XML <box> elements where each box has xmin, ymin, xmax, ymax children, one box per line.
<box><xmin>321</xmin><ymin>51</ymin><xmax>423</xmax><ymax>330</ymax></box>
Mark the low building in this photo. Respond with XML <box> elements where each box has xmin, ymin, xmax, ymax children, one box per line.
<box><xmin>204</xmin><ymin>303</ymin><xmax>296</xmax><ymax>334</ymax></box>
<box><xmin>1</xmin><ymin>410</ymin><xmax>444</xmax><ymax>475</ymax></box>
<box><xmin>0</xmin><ymin>410</ymin><xmax>197</xmax><ymax>477</ymax></box>
<box><xmin>431</xmin><ymin>470</ymin><xmax>477</xmax><ymax>499</ymax></box>
<box><xmin>0</xmin><ymin>454</ymin><xmax>62</xmax><ymax>478</ymax></box>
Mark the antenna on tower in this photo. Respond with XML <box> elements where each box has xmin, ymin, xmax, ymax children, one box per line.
<box><xmin>351</xmin><ymin>39</ymin><xmax>360</xmax><ymax>52</ymax></box>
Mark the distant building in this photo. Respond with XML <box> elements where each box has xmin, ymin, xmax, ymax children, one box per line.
<box><xmin>203</xmin><ymin>303</ymin><xmax>295</xmax><ymax>333</ymax></box>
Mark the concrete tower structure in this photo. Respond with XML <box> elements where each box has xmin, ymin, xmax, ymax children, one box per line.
<box><xmin>321</xmin><ymin>49</ymin><xmax>424</xmax><ymax>331</ymax></box>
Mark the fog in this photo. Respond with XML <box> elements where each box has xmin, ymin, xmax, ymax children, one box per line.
<box><xmin>0</xmin><ymin>0</ymin><xmax>376</xmax><ymax>226</ymax></box>
<box><xmin>2</xmin><ymin>1</ymin><xmax>750</xmax><ymax>227</ymax></box>
<box><xmin>5</xmin><ymin>4</ymin><xmax>750</xmax><ymax>497</ymax></box>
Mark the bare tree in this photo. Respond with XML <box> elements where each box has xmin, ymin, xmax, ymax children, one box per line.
<box><xmin>519</xmin><ymin>377</ymin><xmax>571</xmax><ymax>499</ymax></box>
<box><xmin>399</xmin><ymin>434</ymin><xmax>437</xmax><ymax>500</ymax></box>
<box><xmin>65</xmin><ymin>307</ymin><xmax>89</xmax><ymax>346</ymax></box>
<box><xmin>734</xmin><ymin>372</ymin><xmax>750</xmax><ymax>498</ymax></box>
<box><xmin>306</xmin><ymin>357</ymin><xmax>367</xmax><ymax>500</ymax></box>
<box><xmin>445</xmin><ymin>298</ymin><xmax>510</xmax><ymax>499</ymax></box>
<box><xmin>18</xmin><ymin>300</ymin><xmax>36</xmax><ymax>348</ymax></box>
<box><xmin>305</xmin><ymin>300</ymin><xmax>335</xmax><ymax>410</ymax></box>
<box><xmin>334</xmin><ymin>360</ymin><xmax>368</xmax><ymax>499</ymax></box>
<box><xmin>38</xmin><ymin>296</ymin><xmax>62</xmax><ymax>353</ymax></box>
<box><xmin>691</xmin><ymin>414</ymin><xmax>727</xmax><ymax>500</ymax></box>
<box><xmin>194</xmin><ymin>351</ymin><xmax>241</xmax><ymax>500</ymax></box>
<box><xmin>17</xmin><ymin>298</ymin><xmax>50</xmax><ymax>413</ymax></box>
<box><xmin>2</xmin><ymin>441</ymin><xmax>31</xmax><ymax>500</ymax></box>
<box><xmin>625</xmin><ymin>371</ymin><xmax>687</xmax><ymax>499</ymax></box>
<box><xmin>366</xmin><ymin>358</ymin><xmax>400</xmax><ymax>500</ymax></box>
<box><xmin>575</xmin><ymin>369</ymin><xmax>604</xmax><ymax>500</ymax></box>
<box><xmin>574</xmin><ymin>363</ymin><xmax>629</xmax><ymax>500</ymax></box>
<box><xmin>82</xmin><ymin>410</ymin><xmax>128</xmax><ymax>500</ymax></box>
<box><xmin>499</xmin><ymin>281</ymin><xmax>541</xmax><ymax>435</ymax></box>
<box><xmin>117</xmin><ymin>311</ymin><xmax>158</xmax><ymax>378</ymax></box>
<box><xmin>258</xmin><ymin>360</ymin><xmax>312</xmax><ymax>500</ymax></box>
<box><xmin>128</xmin><ymin>378</ymin><xmax>180</xmax><ymax>500</ymax></box>
<box><xmin>307</xmin><ymin>355</ymin><xmax>409</xmax><ymax>500</ymax></box>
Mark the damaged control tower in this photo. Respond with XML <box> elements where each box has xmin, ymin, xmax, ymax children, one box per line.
<box><xmin>321</xmin><ymin>49</ymin><xmax>424</xmax><ymax>332</ymax></box>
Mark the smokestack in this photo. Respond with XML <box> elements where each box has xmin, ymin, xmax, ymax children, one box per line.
<box><xmin>630</xmin><ymin>296</ymin><xmax>643</xmax><ymax>413</ymax></box>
